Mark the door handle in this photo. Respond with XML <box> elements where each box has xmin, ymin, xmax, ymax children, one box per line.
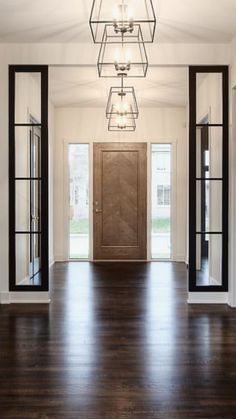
<box><xmin>95</xmin><ymin>209</ymin><xmax>102</xmax><ymax>213</ymax></box>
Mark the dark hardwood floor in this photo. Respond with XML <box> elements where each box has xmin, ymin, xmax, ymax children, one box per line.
<box><xmin>1</xmin><ymin>262</ymin><xmax>236</xmax><ymax>418</ymax></box>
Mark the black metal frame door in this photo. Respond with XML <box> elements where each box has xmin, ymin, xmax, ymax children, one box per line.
<box><xmin>9</xmin><ymin>65</ymin><xmax>49</xmax><ymax>291</ymax></box>
<box><xmin>189</xmin><ymin>66</ymin><xmax>228</xmax><ymax>292</ymax></box>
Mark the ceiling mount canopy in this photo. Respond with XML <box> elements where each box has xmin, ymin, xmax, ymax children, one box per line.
<box><xmin>97</xmin><ymin>24</ymin><xmax>148</xmax><ymax>78</ymax></box>
<box><xmin>89</xmin><ymin>0</ymin><xmax>156</xmax><ymax>43</ymax></box>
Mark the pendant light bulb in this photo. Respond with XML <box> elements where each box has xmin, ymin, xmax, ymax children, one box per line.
<box><xmin>113</xmin><ymin>2</ymin><xmax>134</xmax><ymax>34</ymax></box>
<box><xmin>117</xmin><ymin>115</ymin><xmax>127</xmax><ymax>129</ymax></box>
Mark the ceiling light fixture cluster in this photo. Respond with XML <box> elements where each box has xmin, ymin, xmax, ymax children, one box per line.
<box><xmin>89</xmin><ymin>0</ymin><xmax>156</xmax><ymax>131</ymax></box>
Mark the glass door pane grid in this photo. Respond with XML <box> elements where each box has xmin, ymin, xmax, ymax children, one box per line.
<box><xmin>195</xmin><ymin>131</ymin><xmax>223</xmax><ymax>235</ymax></box>
<box><xmin>14</xmin><ymin>122</ymin><xmax>42</xmax><ymax>234</ymax></box>
<box><xmin>189</xmin><ymin>66</ymin><xmax>228</xmax><ymax>292</ymax></box>
<box><xmin>12</xmin><ymin>121</ymin><xmax>43</xmax><ymax>283</ymax></box>
<box><xmin>9</xmin><ymin>65</ymin><xmax>48</xmax><ymax>292</ymax></box>
<box><xmin>13</xmin><ymin>123</ymin><xmax>43</xmax><ymax>276</ymax></box>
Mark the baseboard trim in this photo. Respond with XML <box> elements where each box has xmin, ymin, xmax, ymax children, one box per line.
<box><xmin>54</xmin><ymin>255</ymin><xmax>66</xmax><ymax>262</ymax></box>
<box><xmin>228</xmin><ymin>296</ymin><xmax>236</xmax><ymax>308</ymax></box>
<box><xmin>0</xmin><ymin>291</ymin><xmax>50</xmax><ymax>304</ymax></box>
<box><xmin>0</xmin><ymin>292</ymin><xmax>10</xmax><ymax>304</ymax></box>
<box><xmin>173</xmin><ymin>255</ymin><xmax>186</xmax><ymax>262</ymax></box>
<box><xmin>188</xmin><ymin>292</ymin><xmax>228</xmax><ymax>304</ymax></box>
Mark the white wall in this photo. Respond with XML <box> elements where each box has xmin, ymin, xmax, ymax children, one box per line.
<box><xmin>53</xmin><ymin>106</ymin><xmax>187</xmax><ymax>262</ymax></box>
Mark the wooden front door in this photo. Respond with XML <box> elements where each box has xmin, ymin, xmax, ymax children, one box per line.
<box><xmin>93</xmin><ymin>143</ymin><xmax>147</xmax><ymax>260</ymax></box>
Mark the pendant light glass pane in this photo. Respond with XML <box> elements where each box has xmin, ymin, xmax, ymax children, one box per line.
<box><xmin>90</xmin><ymin>0</ymin><xmax>156</xmax><ymax>43</ymax></box>
<box><xmin>106</xmin><ymin>86</ymin><xmax>138</xmax><ymax>119</ymax></box>
<box><xmin>108</xmin><ymin>114</ymin><xmax>136</xmax><ymax>131</ymax></box>
<box><xmin>98</xmin><ymin>24</ymin><xmax>148</xmax><ymax>78</ymax></box>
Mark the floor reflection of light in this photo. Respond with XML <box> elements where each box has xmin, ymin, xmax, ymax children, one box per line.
<box><xmin>61</xmin><ymin>262</ymin><xmax>97</xmax><ymax>407</ymax></box>
<box><xmin>144</xmin><ymin>263</ymin><xmax>184</xmax><ymax>404</ymax></box>
<box><xmin>186</xmin><ymin>310</ymin><xmax>225</xmax><ymax>378</ymax></box>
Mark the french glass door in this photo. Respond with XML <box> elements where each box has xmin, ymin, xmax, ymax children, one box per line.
<box><xmin>189</xmin><ymin>66</ymin><xmax>228</xmax><ymax>292</ymax></box>
<box><xmin>9</xmin><ymin>65</ymin><xmax>48</xmax><ymax>291</ymax></box>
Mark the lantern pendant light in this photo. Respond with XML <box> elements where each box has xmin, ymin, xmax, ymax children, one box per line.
<box><xmin>89</xmin><ymin>0</ymin><xmax>156</xmax><ymax>43</ymax></box>
<box><xmin>106</xmin><ymin>75</ymin><xmax>138</xmax><ymax>120</ymax></box>
<box><xmin>89</xmin><ymin>0</ymin><xmax>156</xmax><ymax>131</ymax></box>
<box><xmin>97</xmin><ymin>24</ymin><xmax>148</xmax><ymax>78</ymax></box>
<box><xmin>106</xmin><ymin>75</ymin><xmax>138</xmax><ymax>131</ymax></box>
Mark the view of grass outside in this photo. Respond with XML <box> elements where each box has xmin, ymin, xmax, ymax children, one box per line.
<box><xmin>152</xmin><ymin>217</ymin><xmax>170</xmax><ymax>233</ymax></box>
<box><xmin>70</xmin><ymin>219</ymin><xmax>89</xmax><ymax>234</ymax></box>
<box><xmin>70</xmin><ymin>218</ymin><xmax>170</xmax><ymax>235</ymax></box>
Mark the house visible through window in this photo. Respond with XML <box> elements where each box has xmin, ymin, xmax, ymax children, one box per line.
<box><xmin>157</xmin><ymin>185</ymin><xmax>171</xmax><ymax>206</ymax></box>
<box><xmin>151</xmin><ymin>144</ymin><xmax>171</xmax><ymax>259</ymax></box>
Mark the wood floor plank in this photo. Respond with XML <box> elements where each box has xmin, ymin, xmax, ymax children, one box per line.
<box><xmin>0</xmin><ymin>262</ymin><xmax>236</xmax><ymax>418</ymax></box>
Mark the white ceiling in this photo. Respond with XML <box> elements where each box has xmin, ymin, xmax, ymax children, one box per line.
<box><xmin>5</xmin><ymin>1</ymin><xmax>229</xmax><ymax>108</ymax></box>
<box><xmin>49</xmin><ymin>66</ymin><xmax>188</xmax><ymax>108</ymax></box>
<box><xmin>0</xmin><ymin>0</ymin><xmax>236</xmax><ymax>43</ymax></box>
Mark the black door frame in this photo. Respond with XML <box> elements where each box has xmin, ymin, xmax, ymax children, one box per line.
<box><xmin>9</xmin><ymin>65</ymin><xmax>49</xmax><ymax>291</ymax></box>
<box><xmin>189</xmin><ymin>66</ymin><xmax>229</xmax><ymax>292</ymax></box>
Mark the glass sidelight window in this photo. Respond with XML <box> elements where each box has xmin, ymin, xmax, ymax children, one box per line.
<box><xmin>9</xmin><ymin>66</ymin><xmax>48</xmax><ymax>291</ymax></box>
<box><xmin>189</xmin><ymin>66</ymin><xmax>228</xmax><ymax>291</ymax></box>
<box><xmin>68</xmin><ymin>144</ymin><xmax>89</xmax><ymax>259</ymax></box>
<box><xmin>151</xmin><ymin>144</ymin><xmax>171</xmax><ymax>259</ymax></box>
